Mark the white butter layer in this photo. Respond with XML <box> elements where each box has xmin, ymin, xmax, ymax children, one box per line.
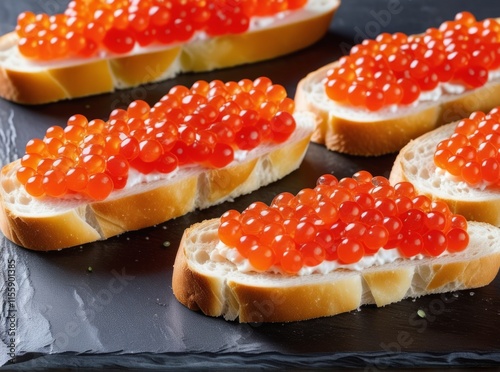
<box><xmin>212</xmin><ymin>239</ymin><xmax>436</xmax><ymax>275</ymax></box>
<box><xmin>313</xmin><ymin>69</ymin><xmax>500</xmax><ymax>122</ymax></box>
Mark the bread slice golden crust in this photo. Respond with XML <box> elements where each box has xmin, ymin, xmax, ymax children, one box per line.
<box><xmin>172</xmin><ymin>218</ymin><xmax>500</xmax><ymax>323</ymax></box>
<box><xmin>389</xmin><ymin>122</ymin><xmax>500</xmax><ymax>227</ymax></box>
<box><xmin>0</xmin><ymin>112</ymin><xmax>314</xmax><ymax>251</ymax></box>
<box><xmin>294</xmin><ymin>61</ymin><xmax>500</xmax><ymax>156</ymax></box>
<box><xmin>0</xmin><ymin>0</ymin><xmax>340</xmax><ymax>105</ymax></box>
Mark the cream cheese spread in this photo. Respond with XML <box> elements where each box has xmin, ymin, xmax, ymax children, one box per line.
<box><xmin>313</xmin><ymin>68</ymin><xmax>500</xmax><ymax>122</ymax></box>
<box><xmin>211</xmin><ymin>240</ymin><xmax>442</xmax><ymax>275</ymax></box>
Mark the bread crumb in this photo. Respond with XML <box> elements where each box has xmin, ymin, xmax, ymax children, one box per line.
<box><xmin>163</xmin><ymin>241</ymin><xmax>171</xmax><ymax>248</ymax></box>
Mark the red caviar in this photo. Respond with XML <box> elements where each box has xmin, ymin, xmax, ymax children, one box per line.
<box><xmin>434</xmin><ymin>106</ymin><xmax>500</xmax><ymax>186</ymax></box>
<box><xmin>218</xmin><ymin>172</ymin><xmax>469</xmax><ymax>274</ymax></box>
<box><xmin>15</xmin><ymin>0</ymin><xmax>308</xmax><ymax>61</ymax></box>
<box><xmin>325</xmin><ymin>11</ymin><xmax>500</xmax><ymax>111</ymax></box>
<box><xmin>16</xmin><ymin>77</ymin><xmax>297</xmax><ymax>200</ymax></box>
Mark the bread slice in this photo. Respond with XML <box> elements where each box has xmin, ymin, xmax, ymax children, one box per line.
<box><xmin>294</xmin><ymin>61</ymin><xmax>500</xmax><ymax>157</ymax></box>
<box><xmin>172</xmin><ymin>218</ymin><xmax>500</xmax><ymax>323</ymax></box>
<box><xmin>0</xmin><ymin>0</ymin><xmax>340</xmax><ymax>104</ymax></box>
<box><xmin>0</xmin><ymin>111</ymin><xmax>315</xmax><ymax>251</ymax></box>
<box><xmin>389</xmin><ymin>121</ymin><xmax>500</xmax><ymax>227</ymax></box>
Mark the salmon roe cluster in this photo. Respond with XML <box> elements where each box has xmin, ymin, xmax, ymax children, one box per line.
<box><xmin>434</xmin><ymin>107</ymin><xmax>500</xmax><ymax>185</ymax></box>
<box><xmin>16</xmin><ymin>77</ymin><xmax>297</xmax><ymax>201</ymax></box>
<box><xmin>218</xmin><ymin>171</ymin><xmax>469</xmax><ymax>274</ymax></box>
<box><xmin>16</xmin><ymin>0</ymin><xmax>308</xmax><ymax>61</ymax></box>
<box><xmin>325</xmin><ymin>11</ymin><xmax>500</xmax><ymax>111</ymax></box>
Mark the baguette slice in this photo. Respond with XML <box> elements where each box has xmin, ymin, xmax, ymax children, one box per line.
<box><xmin>0</xmin><ymin>0</ymin><xmax>340</xmax><ymax>105</ymax></box>
<box><xmin>0</xmin><ymin>111</ymin><xmax>315</xmax><ymax>251</ymax></box>
<box><xmin>294</xmin><ymin>61</ymin><xmax>500</xmax><ymax>157</ymax></box>
<box><xmin>172</xmin><ymin>218</ymin><xmax>500</xmax><ymax>323</ymax></box>
<box><xmin>389</xmin><ymin>121</ymin><xmax>500</xmax><ymax>227</ymax></box>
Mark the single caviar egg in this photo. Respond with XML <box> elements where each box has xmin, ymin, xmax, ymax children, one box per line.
<box><xmin>16</xmin><ymin>78</ymin><xmax>297</xmax><ymax>201</ymax></box>
<box><xmin>218</xmin><ymin>172</ymin><xmax>469</xmax><ymax>274</ymax></box>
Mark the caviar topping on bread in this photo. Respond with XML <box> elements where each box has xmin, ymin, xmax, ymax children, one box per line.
<box><xmin>15</xmin><ymin>0</ymin><xmax>313</xmax><ymax>61</ymax></box>
<box><xmin>432</xmin><ymin>107</ymin><xmax>500</xmax><ymax>186</ymax></box>
<box><xmin>390</xmin><ymin>106</ymin><xmax>500</xmax><ymax>227</ymax></box>
<box><xmin>0</xmin><ymin>0</ymin><xmax>340</xmax><ymax>104</ymax></box>
<box><xmin>0</xmin><ymin>78</ymin><xmax>315</xmax><ymax>250</ymax></box>
<box><xmin>172</xmin><ymin>172</ymin><xmax>500</xmax><ymax>323</ymax></box>
<box><xmin>295</xmin><ymin>11</ymin><xmax>500</xmax><ymax>156</ymax></box>
<box><xmin>17</xmin><ymin>77</ymin><xmax>299</xmax><ymax>201</ymax></box>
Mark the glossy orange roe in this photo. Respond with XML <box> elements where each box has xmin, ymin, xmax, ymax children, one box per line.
<box><xmin>325</xmin><ymin>11</ymin><xmax>500</xmax><ymax>111</ymax></box>
<box><xmin>434</xmin><ymin>106</ymin><xmax>500</xmax><ymax>185</ymax></box>
<box><xmin>15</xmin><ymin>0</ymin><xmax>308</xmax><ymax>61</ymax></box>
<box><xmin>17</xmin><ymin>77</ymin><xmax>297</xmax><ymax>200</ymax></box>
<box><xmin>218</xmin><ymin>171</ymin><xmax>469</xmax><ymax>274</ymax></box>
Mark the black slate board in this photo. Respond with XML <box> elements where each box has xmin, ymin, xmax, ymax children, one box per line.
<box><xmin>0</xmin><ymin>0</ymin><xmax>500</xmax><ymax>370</ymax></box>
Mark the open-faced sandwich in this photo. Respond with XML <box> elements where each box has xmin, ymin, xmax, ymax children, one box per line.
<box><xmin>0</xmin><ymin>77</ymin><xmax>315</xmax><ymax>250</ymax></box>
<box><xmin>390</xmin><ymin>106</ymin><xmax>500</xmax><ymax>227</ymax></box>
<box><xmin>295</xmin><ymin>11</ymin><xmax>500</xmax><ymax>156</ymax></box>
<box><xmin>173</xmin><ymin>171</ymin><xmax>500</xmax><ymax>322</ymax></box>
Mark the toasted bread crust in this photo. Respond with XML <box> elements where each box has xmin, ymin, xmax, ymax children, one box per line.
<box><xmin>172</xmin><ymin>228</ymin><xmax>227</xmax><ymax>316</ymax></box>
<box><xmin>294</xmin><ymin>60</ymin><xmax>500</xmax><ymax>156</ymax></box>
<box><xmin>0</xmin><ymin>0</ymin><xmax>340</xmax><ymax>104</ymax></box>
<box><xmin>172</xmin><ymin>218</ymin><xmax>500</xmax><ymax>323</ymax></box>
<box><xmin>389</xmin><ymin>122</ymin><xmax>500</xmax><ymax>227</ymax></box>
<box><xmin>229</xmin><ymin>275</ymin><xmax>363</xmax><ymax>322</ymax></box>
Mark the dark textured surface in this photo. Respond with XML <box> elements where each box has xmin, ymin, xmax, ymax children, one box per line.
<box><xmin>0</xmin><ymin>0</ymin><xmax>499</xmax><ymax>370</ymax></box>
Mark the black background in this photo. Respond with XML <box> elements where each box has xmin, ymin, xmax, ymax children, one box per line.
<box><xmin>0</xmin><ymin>0</ymin><xmax>499</xmax><ymax>370</ymax></box>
